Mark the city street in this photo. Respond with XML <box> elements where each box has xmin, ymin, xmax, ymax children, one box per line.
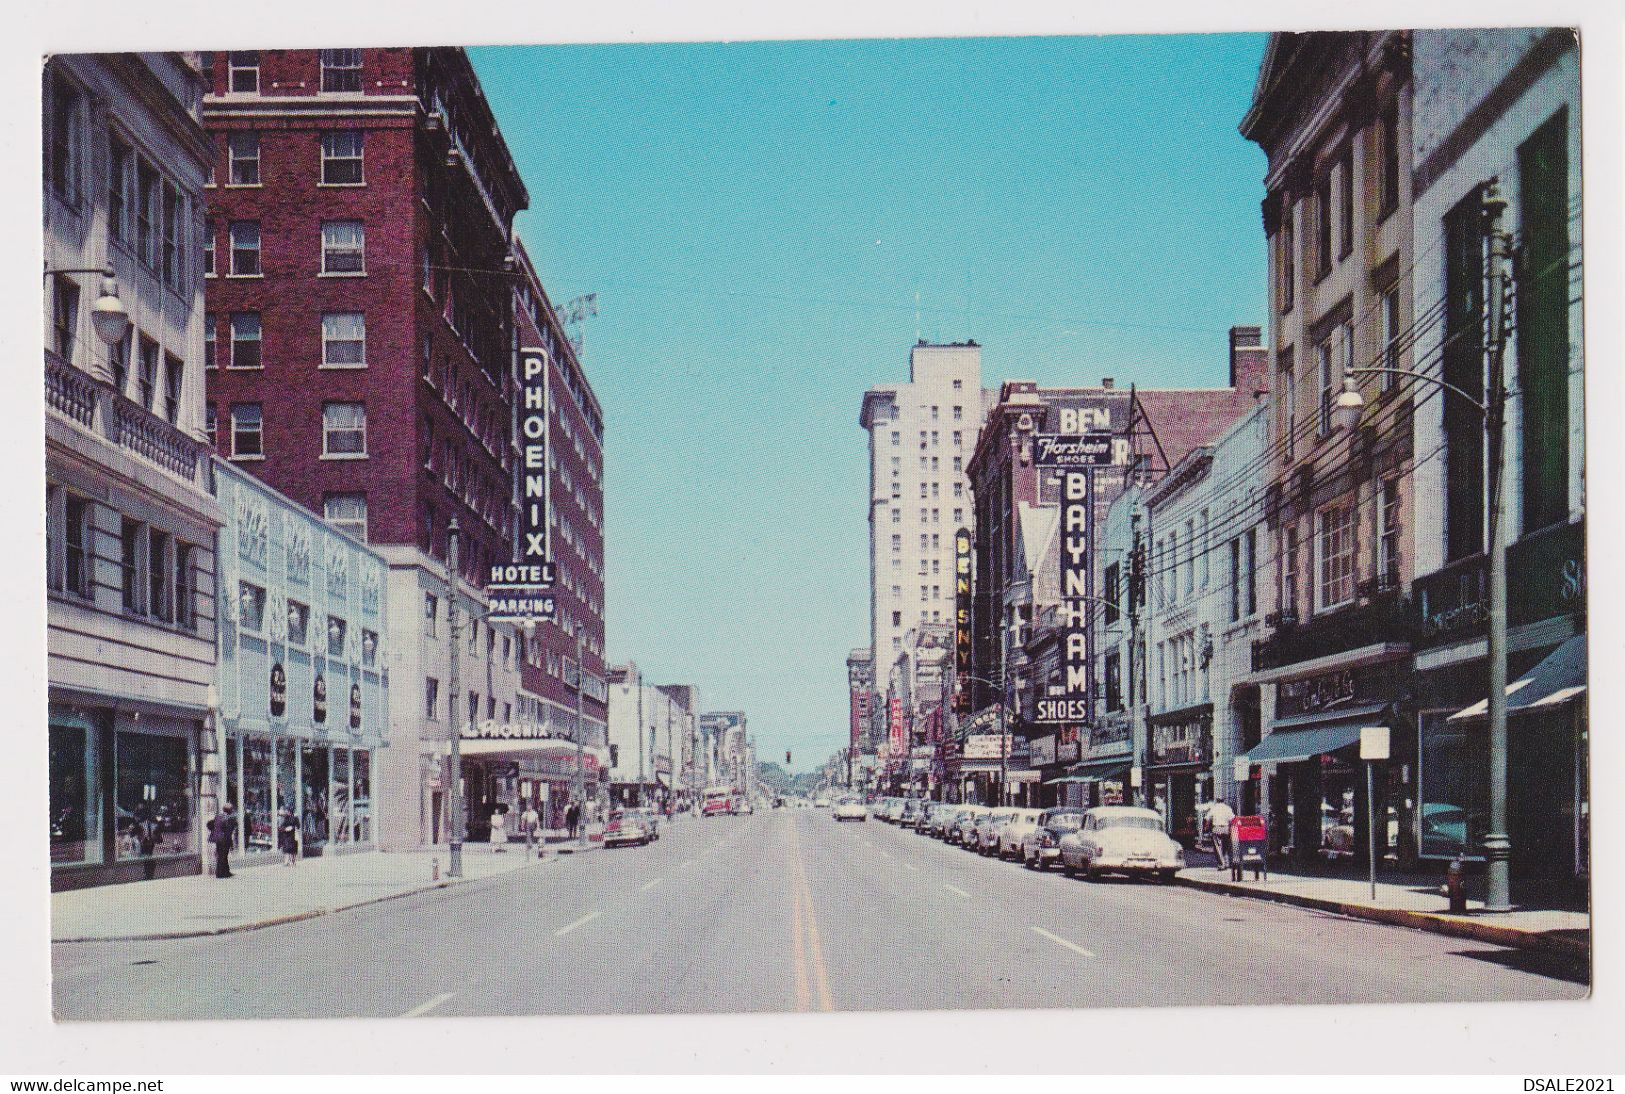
<box><xmin>53</xmin><ymin>808</ymin><xmax>1586</xmax><ymax>1022</ymax></box>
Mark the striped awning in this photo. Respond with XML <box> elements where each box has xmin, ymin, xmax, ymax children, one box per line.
<box><xmin>1448</xmin><ymin>635</ymin><xmax>1588</xmax><ymax>722</ymax></box>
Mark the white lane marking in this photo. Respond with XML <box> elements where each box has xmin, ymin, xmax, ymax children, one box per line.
<box><xmin>943</xmin><ymin>883</ymin><xmax>970</xmax><ymax>898</ymax></box>
<box><xmin>401</xmin><ymin>992</ymin><xmax>455</xmax><ymax>1018</ymax></box>
<box><xmin>903</xmin><ymin>863</ymin><xmax>919</xmax><ymax>872</ymax></box>
<box><xmin>554</xmin><ymin>910</ymin><xmax>603</xmax><ymax>937</ymax></box>
<box><xmin>1031</xmin><ymin>925</ymin><xmax>1096</xmax><ymax>959</ymax></box>
<box><xmin>640</xmin><ymin>877</ymin><xmax>664</xmax><ymax>892</ymax></box>
<box><xmin>680</xmin><ymin>859</ymin><xmax>695</xmax><ymax>868</ymax></box>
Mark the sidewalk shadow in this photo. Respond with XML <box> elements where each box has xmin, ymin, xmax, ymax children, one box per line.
<box><xmin>1450</xmin><ymin>944</ymin><xmax>1591</xmax><ymax>987</ymax></box>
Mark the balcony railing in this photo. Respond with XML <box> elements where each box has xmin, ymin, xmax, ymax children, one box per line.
<box><xmin>1251</xmin><ymin>591</ymin><xmax>1417</xmax><ymax>673</ymax></box>
<box><xmin>45</xmin><ymin>353</ymin><xmax>99</xmax><ymax>428</ymax></box>
<box><xmin>47</xmin><ymin>354</ymin><xmax>211</xmax><ymax>490</ymax></box>
<box><xmin>112</xmin><ymin>396</ymin><xmax>201</xmax><ymax>480</ymax></box>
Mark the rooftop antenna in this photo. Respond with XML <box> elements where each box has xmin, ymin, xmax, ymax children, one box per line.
<box><xmin>562</xmin><ymin>292</ymin><xmax>599</xmax><ymax>355</ymax></box>
<box><xmin>914</xmin><ymin>290</ymin><xmax>922</xmax><ymax>343</ymax></box>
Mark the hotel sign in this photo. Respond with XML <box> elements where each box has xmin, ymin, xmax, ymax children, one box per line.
<box><xmin>954</xmin><ymin>529</ymin><xmax>972</xmax><ymax>711</ymax></box>
<box><xmin>487</xmin><ymin>345</ymin><xmax>557</xmax><ymax>621</ymax></box>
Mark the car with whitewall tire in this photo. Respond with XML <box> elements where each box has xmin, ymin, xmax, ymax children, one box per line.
<box><xmin>833</xmin><ymin>797</ymin><xmax>868</xmax><ymax>822</ymax></box>
<box><xmin>1022</xmin><ymin>807</ymin><xmax>1087</xmax><ymax>869</ymax></box>
<box><xmin>1058</xmin><ymin>806</ymin><xmax>1186</xmax><ymax>881</ymax></box>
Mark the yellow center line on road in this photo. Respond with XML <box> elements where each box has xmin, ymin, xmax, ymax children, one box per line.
<box><xmin>786</xmin><ymin>819</ymin><xmax>835</xmax><ymax>1012</ymax></box>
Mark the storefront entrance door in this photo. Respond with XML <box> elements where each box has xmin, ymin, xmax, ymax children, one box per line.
<box><xmin>301</xmin><ymin>743</ymin><xmax>328</xmax><ymax>857</ymax></box>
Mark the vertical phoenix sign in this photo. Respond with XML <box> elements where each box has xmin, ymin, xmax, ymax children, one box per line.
<box><xmin>488</xmin><ymin>345</ymin><xmax>557</xmax><ymax>621</ymax></box>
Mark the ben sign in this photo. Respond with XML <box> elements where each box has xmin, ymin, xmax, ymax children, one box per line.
<box><xmin>488</xmin><ymin>346</ymin><xmax>557</xmax><ymax>622</ymax></box>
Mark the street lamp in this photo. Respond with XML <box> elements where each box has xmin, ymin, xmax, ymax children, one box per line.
<box><xmin>446</xmin><ymin>519</ymin><xmax>465</xmax><ymax>879</ymax></box>
<box><xmin>1332</xmin><ymin>180</ymin><xmax>1514</xmax><ymax>911</ymax></box>
<box><xmin>45</xmin><ymin>265</ymin><xmax>131</xmax><ymax>347</ymax></box>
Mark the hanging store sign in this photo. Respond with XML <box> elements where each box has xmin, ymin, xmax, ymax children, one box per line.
<box><xmin>1029</xmin><ymin>735</ymin><xmax>1057</xmax><ymax>766</ymax></box>
<box><xmin>955</xmin><ymin>529</ymin><xmax>973</xmax><ymax>711</ymax></box>
<box><xmin>269</xmin><ymin>662</ymin><xmax>287</xmax><ymax>718</ymax></box>
<box><xmin>963</xmin><ymin>734</ymin><xmax>1011</xmax><ymax>760</ymax></box>
<box><xmin>889</xmin><ymin>698</ymin><xmax>906</xmax><ymax>755</ymax></box>
<box><xmin>1034</xmin><ymin>468</ymin><xmax>1093</xmax><ymax>723</ymax></box>
<box><xmin>487</xmin><ymin>345</ymin><xmax>557</xmax><ymax>619</ymax></box>
<box><xmin>1033</xmin><ymin>432</ymin><xmax>1128</xmax><ymax>469</ymax></box>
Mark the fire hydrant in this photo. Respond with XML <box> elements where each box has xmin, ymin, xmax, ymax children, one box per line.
<box><xmin>1445</xmin><ymin>855</ymin><xmax>1467</xmax><ymax>914</ymax></box>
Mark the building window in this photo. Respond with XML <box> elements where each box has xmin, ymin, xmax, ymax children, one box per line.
<box><xmin>204</xmin><ymin>315</ymin><xmax>217</xmax><ymax>370</ymax></box>
<box><xmin>1316</xmin><ymin>503</ymin><xmax>1355</xmax><ymax>611</ymax></box>
<box><xmin>1380</xmin><ymin>287</ymin><xmax>1401</xmax><ymax>393</ymax></box>
<box><xmin>229</xmin><ymin>313</ymin><xmax>262</xmax><ymax>369</ymax></box>
<box><xmin>174</xmin><ymin>543</ymin><xmax>196</xmax><ymax>630</ymax></box>
<box><xmin>890</xmin><ymin>431</ymin><xmax>899</xmax><ymax>447</ymax></box>
<box><xmin>1314</xmin><ymin>170</ymin><xmax>1332</xmax><ymax>279</ymax></box>
<box><xmin>321</xmin><ymin>220</ymin><xmax>365</xmax><ymax>274</ymax></box>
<box><xmin>1378</xmin><ymin>99</ymin><xmax>1401</xmax><ymax>217</ymax></box>
<box><xmin>52</xmin><ymin>278</ymin><xmax>78</xmax><ymax>362</ymax></box>
<box><xmin>1279</xmin><ymin>352</ymin><xmax>1296</xmax><ymax>461</ymax></box>
<box><xmin>203</xmin><ymin>225</ymin><xmax>215</xmax><ymax>277</ymax></box>
<box><xmin>227</xmin><ymin>132</ymin><xmax>260</xmax><ymax>185</ymax></box>
<box><xmin>148</xmin><ymin>527</ymin><xmax>172</xmax><ymax>622</ymax></box>
<box><xmin>162</xmin><ymin>355</ymin><xmax>183</xmax><ymax>425</ymax></box>
<box><xmin>1517</xmin><ymin>109</ymin><xmax>1573</xmax><ymax>535</ymax></box>
<box><xmin>320</xmin><ymin>49</ymin><xmax>363</xmax><ymax>93</ymax></box>
<box><xmin>327</xmin><ymin>615</ymin><xmax>347</xmax><ymax>658</ymax></box>
<box><xmin>108</xmin><ymin>134</ymin><xmax>131</xmax><ymax>241</ymax></box>
<box><xmin>1244</xmin><ymin>527</ymin><xmax>1257</xmax><ymax>618</ymax></box>
<box><xmin>1443</xmin><ymin>192</ymin><xmax>1487</xmax><ymax>562</ymax></box>
<box><xmin>230</xmin><ymin>403</ymin><xmax>263</xmax><ymax>458</ymax></box>
<box><xmin>228</xmin><ymin>220</ymin><xmax>261</xmax><ymax>275</ymax></box>
<box><xmin>891</xmin><ymin>534</ymin><xmax>901</xmax><ymax>552</ymax></box>
<box><xmin>108</xmin><ymin>332</ymin><xmax>129</xmax><ymax>396</ymax></box>
<box><xmin>953</xmin><ymin>405</ymin><xmax>963</xmax><ymax>421</ymax></box>
<box><xmin>363</xmin><ymin>629</ymin><xmax>379</xmax><ymax>668</ymax></box>
<box><xmin>424</xmin><ymin>592</ymin><xmax>438</xmax><ymax>637</ymax></box>
<box><xmin>1229</xmin><ymin>536</ymin><xmax>1243</xmax><ymax>623</ymax></box>
<box><xmin>1281</xmin><ymin>523</ymin><xmax>1299</xmax><ymax>618</ymax></box>
<box><xmin>64</xmin><ymin>494</ymin><xmax>90</xmax><ymax>598</ymax></box>
<box><xmin>425</xmin><ymin>678</ymin><xmax>440</xmax><ymax>720</ymax></box>
<box><xmin>1104</xmin><ymin>562</ymin><xmax>1121</xmax><ymax>624</ymax></box>
<box><xmin>160</xmin><ymin>182</ymin><xmax>185</xmax><ymax>287</ymax></box>
<box><xmin>1105</xmin><ymin>651</ymin><xmax>1123</xmax><ymax>712</ymax></box>
<box><xmin>228</xmin><ymin>51</ymin><xmax>259</xmax><ymax>93</ymax></box>
<box><xmin>322</xmin><ymin>402</ymin><xmax>367</xmax><ymax>456</ymax></box>
<box><xmin>120</xmin><ymin>518</ymin><xmax>143</xmax><ymax>614</ymax></box>
<box><xmin>321</xmin><ymin>313</ymin><xmax>366</xmax><ymax>367</ymax></box>
<box><xmin>1317</xmin><ymin>335</ymin><xmax>1336</xmax><ymax>436</ymax></box>
<box><xmin>136</xmin><ymin>337</ymin><xmax>158</xmax><ymax>410</ymax></box>
<box><xmin>891</xmin><ymin>509</ymin><xmax>900</xmax><ymax>524</ymax></box>
<box><xmin>1183</xmin><ymin>519</ymin><xmax>1195</xmax><ymax>598</ymax></box>
<box><xmin>324</xmin><ymin>493</ymin><xmax>368</xmax><ymax>541</ymax></box>
<box><xmin>953</xmin><ymin>431</ymin><xmax>962</xmax><ymax>447</ymax></box>
<box><xmin>136</xmin><ymin>161</ymin><xmax>159</xmax><ymax>268</ymax></box>
<box><xmin>50</xmin><ymin>75</ymin><xmax>80</xmax><ymax>204</ymax></box>
<box><xmin>205</xmin><ymin>403</ymin><xmax>217</xmax><ymax>446</ymax></box>
<box><xmin>320</xmin><ymin>131</ymin><xmax>364</xmax><ymax>185</ymax></box>
<box><xmin>287</xmin><ymin>599</ymin><xmax>309</xmax><ymax>646</ymax></box>
<box><xmin>1338</xmin><ymin>150</ymin><xmax>1354</xmax><ymax>259</ymax></box>
<box><xmin>1379</xmin><ymin>478</ymin><xmax>1401</xmax><ymax>589</ymax></box>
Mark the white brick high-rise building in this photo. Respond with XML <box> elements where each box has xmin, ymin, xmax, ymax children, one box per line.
<box><xmin>860</xmin><ymin>342</ymin><xmax>987</xmax><ymax>686</ymax></box>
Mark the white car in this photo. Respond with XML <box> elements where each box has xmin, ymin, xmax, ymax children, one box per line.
<box><xmin>833</xmin><ymin>797</ymin><xmax>868</xmax><ymax>822</ymax></box>
<box><xmin>813</xmin><ymin>796</ymin><xmax>832</xmax><ymax>808</ymax></box>
<box><xmin>996</xmin><ymin>808</ymin><xmax>1044</xmax><ymax>860</ymax></box>
<box><xmin>1058</xmin><ymin>806</ymin><xmax>1186</xmax><ymax>882</ymax></box>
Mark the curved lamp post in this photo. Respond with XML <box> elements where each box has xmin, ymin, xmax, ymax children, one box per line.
<box><xmin>45</xmin><ymin>265</ymin><xmax>131</xmax><ymax>348</ymax></box>
<box><xmin>1332</xmin><ymin>180</ymin><xmax>1514</xmax><ymax>912</ymax></box>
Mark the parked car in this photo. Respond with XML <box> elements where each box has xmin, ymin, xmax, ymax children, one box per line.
<box><xmin>917</xmin><ymin>801</ymin><xmax>948</xmax><ymax>834</ymax></box>
<box><xmin>1058</xmin><ymin>806</ymin><xmax>1186</xmax><ymax>881</ymax></box>
<box><xmin>1022</xmin><ymin>807</ymin><xmax>1087</xmax><ymax>869</ymax></box>
<box><xmin>899</xmin><ymin>799</ymin><xmax>924</xmax><ymax>828</ymax></box>
<box><xmin>603</xmin><ymin>809</ymin><xmax>652</xmax><ymax>848</ymax></box>
<box><xmin>947</xmin><ymin>805</ymin><xmax>989</xmax><ymax>846</ymax></box>
<box><xmin>973</xmin><ymin>809</ymin><xmax>1016</xmax><ymax>855</ymax></box>
<box><xmin>813</xmin><ymin>795</ymin><xmax>832</xmax><ymax>808</ymax></box>
<box><xmin>996</xmin><ymin>808</ymin><xmax>1043</xmax><ymax>860</ymax></box>
<box><xmin>833</xmin><ymin>797</ymin><xmax>868</xmax><ymax>822</ymax></box>
<box><xmin>883</xmin><ymin>798</ymin><xmax>908</xmax><ymax>823</ymax></box>
<box><xmin>927</xmin><ymin>802</ymin><xmax>961</xmax><ymax>838</ymax></box>
<box><xmin>628</xmin><ymin>807</ymin><xmax>660</xmax><ymax>841</ymax></box>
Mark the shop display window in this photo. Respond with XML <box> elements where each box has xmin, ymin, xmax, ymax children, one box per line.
<box><xmin>301</xmin><ymin>743</ymin><xmax>329</xmax><ymax>852</ymax></box>
<box><xmin>352</xmin><ymin>749</ymin><xmax>372</xmax><ymax>843</ymax></box>
<box><xmin>331</xmin><ymin>747</ymin><xmax>352</xmax><ymax>844</ymax></box>
<box><xmin>50</xmin><ymin>722</ymin><xmax>101</xmax><ymax>865</ymax></box>
<box><xmin>243</xmin><ymin>735</ymin><xmax>274</xmax><ymax>852</ymax></box>
<box><xmin>275</xmin><ymin>738</ymin><xmax>299</xmax><ymax>813</ymax></box>
<box><xmin>115</xmin><ymin>732</ymin><xmax>191</xmax><ymax>859</ymax></box>
<box><xmin>1419</xmin><ymin>714</ymin><xmax>1488</xmax><ymax>859</ymax></box>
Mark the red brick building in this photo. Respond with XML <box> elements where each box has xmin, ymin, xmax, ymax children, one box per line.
<box><xmin>200</xmin><ymin>48</ymin><xmax>605</xmax><ymax>847</ymax></box>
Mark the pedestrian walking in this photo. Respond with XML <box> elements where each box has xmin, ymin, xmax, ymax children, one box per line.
<box><xmin>134</xmin><ymin>804</ymin><xmax>162</xmax><ymax>881</ymax></box>
<box><xmin>520</xmin><ymin>801</ymin><xmax>541</xmax><ymax>855</ymax></box>
<box><xmin>1207</xmin><ymin>798</ymin><xmax>1236</xmax><ymax>871</ymax></box>
<box><xmin>209</xmin><ymin>802</ymin><xmax>237</xmax><ymax>879</ymax></box>
<box><xmin>565</xmin><ymin>802</ymin><xmax>580</xmax><ymax>839</ymax></box>
<box><xmin>489</xmin><ymin>805</ymin><xmax>508</xmax><ymax>851</ymax></box>
<box><xmin>277</xmin><ymin>805</ymin><xmax>299</xmax><ymax>866</ymax></box>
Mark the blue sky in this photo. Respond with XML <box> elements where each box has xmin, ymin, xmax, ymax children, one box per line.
<box><xmin>469</xmin><ymin>32</ymin><xmax>1269</xmax><ymax>773</ymax></box>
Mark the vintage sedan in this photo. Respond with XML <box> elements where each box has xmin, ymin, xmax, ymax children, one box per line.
<box><xmin>1058</xmin><ymin>806</ymin><xmax>1186</xmax><ymax>881</ymax></box>
<box><xmin>603</xmin><ymin>809</ymin><xmax>652</xmax><ymax>848</ymax></box>
<box><xmin>1022</xmin><ymin>807</ymin><xmax>1087</xmax><ymax>870</ymax></box>
<box><xmin>833</xmin><ymin>796</ymin><xmax>869</xmax><ymax>822</ymax></box>
<box><xmin>974</xmin><ymin>809</ymin><xmax>1018</xmax><ymax>855</ymax></box>
<box><xmin>996</xmin><ymin>808</ymin><xmax>1044</xmax><ymax>860</ymax></box>
<box><xmin>946</xmin><ymin>805</ymin><xmax>989</xmax><ymax>846</ymax></box>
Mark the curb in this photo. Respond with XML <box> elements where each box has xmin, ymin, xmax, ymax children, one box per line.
<box><xmin>53</xmin><ymin>854</ymin><xmax>558</xmax><ymax>944</ymax></box>
<box><xmin>1172</xmin><ymin>874</ymin><xmax>1590</xmax><ymax>958</ymax></box>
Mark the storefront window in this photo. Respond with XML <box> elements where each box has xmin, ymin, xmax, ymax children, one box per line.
<box><xmin>115</xmin><ymin>732</ymin><xmax>192</xmax><ymax>859</ymax></box>
<box><xmin>331</xmin><ymin>747</ymin><xmax>352</xmax><ymax>844</ymax></box>
<box><xmin>352</xmin><ymin>749</ymin><xmax>372</xmax><ymax>843</ymax></box>
<box><xmin>275</xmin><ymin>737</ymin><xmax>298</xmax><ymax>813</ymax></box>
<box><xmin>1420</xmin><ymin>713</ymin><xmax>1488</xmax><ymax>858</ymax></box>
<box><xmin>50</xmin><ymin>722</ymin><xmax>101</xmax><ymax>865</ymax></box>
<box><xmin>243</xmin><ymin>735</ymin><xmax>274</xmax><ymax>852</ymax></box>
<box><xmin>301</xmin><ymin>743</ymin><xmax>329</xmax><ymax>853</ymax></box>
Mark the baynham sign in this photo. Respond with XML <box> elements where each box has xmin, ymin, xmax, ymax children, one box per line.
<box><xmin>1034</xmin><ymin>468</ymin><xmax>1092</xmax><ymax>723</ymax></box>
<box><xmin>489</xmin><ymin>345</ymin><xmax>557</xmax><ymax>622</ymax></box>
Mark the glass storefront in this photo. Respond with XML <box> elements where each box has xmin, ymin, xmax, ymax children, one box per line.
<box><xmin>302</xmin><ymin>743</ymin><xmax>329</xmax><ymax>854</ymax></box>
<box><xmin>49</xmin><ymin>721</ymin><xmax>100</xmax><ymax>866</ymax></box>
<box><xmin>1418</xmin><ymin>711</ymin><xmax>1488</xmax><ymax>859</ymax></box>
<box><xmin>243</xmin><ymin>736</ymin><xmax>274</xmax><ymax>852</ymax></box>
<box><xmin>331</xmin><ymin>747</ymin><xmax>351</xmax><ymax>845</ymax></box>
<box><xmin>276</xmin><ymin>738</ymin><xmax>299</xmax><ymax>813</ymax></box>
<box><xmin>224</xmin><ymin>734</ymin><xmax>376</xmax><ymax>857</ymax></box>
<box><xmin>353</xmin><ymin>750</ymin><xmax>372</xmax><ymax>843</ymax></box>
<box><xmin>114</xmin><ymin>732</ymin><xmax>192</xmax><ymax>859</ymax></box>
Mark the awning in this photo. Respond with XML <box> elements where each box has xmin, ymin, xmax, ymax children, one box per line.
<box><xmin>1059</xmin><ymin>757</ymin><xmax>1132</xmax><ymax>782</ymax></box>
<box><xmin>1448</xmin><ymin>635</ymin><xmax>1588</xmax><ymax>722</ymax></box>
<box><xmin>1243</xmin><ymin>721</ymin><xmax>1365</xmax><ymax>765</ymax></box>
<box><xmin>1270</xmin><ymin>701</ymin><xmax>1390</xmax><ymax>733</ymax></box>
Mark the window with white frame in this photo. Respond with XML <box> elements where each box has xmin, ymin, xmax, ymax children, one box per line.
<box><xmin>1281</xmin><ymin>523</ymin><xmax>1299</xmax><ymax>618</ymax></box>
<box><xmin>1379</xmin><ymin>478</ymin><xmax>1401</xmax><ymax>588</ymax></box>
<box><xmin>1380</xmin><ymin>287</ymin><xmax>1401</xmax><ymax>393</ymax></box>
<box><xmin>320</xmin><ymin>131</ymin><xmax>364</xmax><ymax>185</ymax></box>
<box><xmin>136</xmin><ymin>337</ymin><xmax>158</xmax><ymax>411</ymax></box>
<box><xmin>323</xmin><ymin>403</ymin><xmax>366</xmax><ymax>456</ymax></box>
<box><xmin>324</xmin><ymin>493</ymin><xmax>368</xmax><ymax>541</ymax></box>
<box><xmin>203</xmin><ymin>225</ymin><xmax>215</xmax><ymax>277</ymax></box>
<box><xmin>230</xmin><ymin>403</ymin><xmax>263</xmax><ymax>458</ymax></box>
<box><xmin>320</xmin><ymin>49</ymin><xmax>362</xmax><ymax>93</ymax></box>
<box><xmin>50</xmin><ymin>74</ymin><xmax>81</xmax><ymax>205</ymax></box>
<box><xmin>1316</xmin><ymin>503</ymin><xmax>1355</xmax><ymax>610</ymax></box>
<box><xmin>228</xmin><ymin>220</ymin><xmax>260</xmax><ymax>275</ymax></box>
<box><xmin>227</xmin><ymin>132</ymin><xmax>260</xmax><ymax>185</ymax></box>
<box><xmin>321</xmin><ymin>220</ymin><xmax>365</xmax><ymax>274</ymax></box>
<box><xmin>227</xmin><ymin>51</ymin><xmax>259</xmax><ymax>93</ymax></box>
<box><xmin>229</xmin><ymin>313</ymin><xmax>261</xmax><ymax>369</ymax></box>
<box><xmin>108</xmin><ymin>134</ymin><xmax>132</xmax><ymax>241</ymax></box>
<box><xmin>321</xmin><ymin>313</ymin><xmax>365</xmax><ymax>367</ymax></box>
<box><xmin>1317</xmin><ymin>335</ymin><xmax>1336</xmax><ymax>436</ymax></box>
<box><xmin>1280</xmin><ymin>351</ymin><xmax>1296</xmax><ymax>461</ymax></box>
<box><xmin>162</xmin><ymin>355</ymin><xmax>183</xmax><ymax>425</ymax></box>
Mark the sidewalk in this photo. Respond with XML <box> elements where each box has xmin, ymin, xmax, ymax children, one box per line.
<box><xmin>52</xmin><ymin>846</ymin><xmax>553</xmax><ymax>943</ymax></box>
<box><xmin>1174</xmin><ymin>855</ymin><xmax>1590</xmax><ymax>958</ymax></box>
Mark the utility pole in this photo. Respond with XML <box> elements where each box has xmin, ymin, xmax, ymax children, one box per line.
<box><xmin>635</xmin><ymin>665</ymin><xmax>645</xmax><ymax>807</ymax></box>
<box><xmin>446</xmin><ymin>519</ymin><xmax>463</xmax><ymax>879</ymax></box>
<box><xmin>573</xmin><ymin>631</ymin><xmax>587</xmax><ymax>850</ymax></box>
<box><xmin>1481</xmin><ymin>180</ymin><xmax>1514</xmax><ymax>912</ymax></box>
<box><xmin>1129</xmin><ymin>507</ymin><xmax>1146</xmax><ymax>808</ymax></box>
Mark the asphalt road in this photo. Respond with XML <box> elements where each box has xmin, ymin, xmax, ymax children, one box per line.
<box><xmin>52</xmin><ymin>807</ymin><xmax>1588</xmax><ymax>1021</ymax></box>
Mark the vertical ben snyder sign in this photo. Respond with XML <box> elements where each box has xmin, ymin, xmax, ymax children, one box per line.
<box><xmin>488</xmin><ymin>346</ymin><xmax>557</xmax><ymax>622</ymax></box>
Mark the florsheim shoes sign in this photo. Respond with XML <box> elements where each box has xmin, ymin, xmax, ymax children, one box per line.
<box><xmin>489</xmin><ymin>345</ymin><xmax>558</xmax><ymax>623</ymax></box>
